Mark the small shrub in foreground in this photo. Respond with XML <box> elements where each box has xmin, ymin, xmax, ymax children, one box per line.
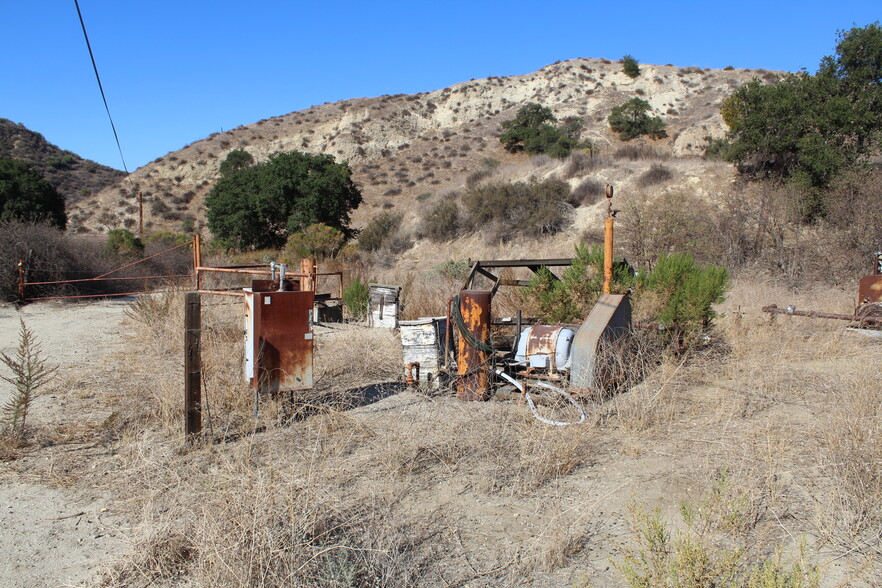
<box><xmin>1</xmin><ymin>320</ymin><xmax>56</xmax><ymax>440</ymax></box>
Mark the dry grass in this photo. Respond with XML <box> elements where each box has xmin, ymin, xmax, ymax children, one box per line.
<box><xmin>41</xmin><ymin>273</ymin><xmax>875</xmax><ymax>586</ymax></box>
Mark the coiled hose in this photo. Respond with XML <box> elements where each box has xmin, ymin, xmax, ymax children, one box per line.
<box><xmin>495</xmin><ymin>369</ymin><xmax>586</xmax><ymax>426</ymax></box>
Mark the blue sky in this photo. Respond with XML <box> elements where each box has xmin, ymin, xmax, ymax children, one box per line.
<box><xmin>2</xmin><ymin>1</ymin><xmax>878</xmax><ymax>171</ymax></box>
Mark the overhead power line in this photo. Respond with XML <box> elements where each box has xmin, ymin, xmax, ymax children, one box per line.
<box><xmin>73</xmin><ymin>0</ymin><xmax>129</xmax><ymax>174</ymax></box>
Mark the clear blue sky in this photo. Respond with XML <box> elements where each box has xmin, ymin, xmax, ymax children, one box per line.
<box><xmin>2</xmin><ymin>1</ymin><xmax>878</xmax><ymax>171</ymax></box>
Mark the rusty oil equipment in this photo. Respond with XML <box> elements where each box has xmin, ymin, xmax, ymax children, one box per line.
<box><xmin>762</xmin><ymin>252</ymin><xmax>882</xmax><ymax>327</ymax></box>
<box><xmin>436</xmin><ymin>184</ymin><xmax>632</xmax><ymax>404</ymax></box>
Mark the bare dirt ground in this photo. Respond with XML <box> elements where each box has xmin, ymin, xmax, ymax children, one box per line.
<box><xmin>0</xmin><ymin>282</ymin><xmax>879</xmax><ymax>586</ymax></box>
<box><xmin>0</xmin><ymin>300</ymin><xmax>132</xmax><ymax>587</ymax></box>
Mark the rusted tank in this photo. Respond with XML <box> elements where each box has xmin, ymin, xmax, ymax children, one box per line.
<box><xmin>455</xmin><ymin>290</ymin><xmax>492</xmax><ymax>401</ymax></box>
<box><xmin>513</xmin><ymin>326</ymin><xmax>575</xmax><ymax>373</ymax></box>
<box><xmin>244</xmin><ymin>281</ymin><xmax>314</xmax><ymax>394</ymax></box>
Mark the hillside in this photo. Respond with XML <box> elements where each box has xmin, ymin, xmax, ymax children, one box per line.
<box><xmin>71</xmin><ymin>58</ymin><xmax>771</xmax><ymax>236</ymax></box>
<box><xmin>0</xmin><ymin>119</ymin><xmax>125</xmax><ymax>208</ymax></box>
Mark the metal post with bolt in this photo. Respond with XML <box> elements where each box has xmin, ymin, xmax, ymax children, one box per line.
<box><xmin>184</xmin><ymin>292</ymin><xmax>202</xmax><ymax>439</ymax></box>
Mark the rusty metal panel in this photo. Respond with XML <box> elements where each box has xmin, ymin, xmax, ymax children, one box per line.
<box><xmin>569</xmin><ymin>294</ymin><xmax>631</xmax><ymax>393</ymax></box>
<box><xmin>859</xmin><ymin>274</ymin><xmax>882</xmax><ymax>304</ymax></box>
<box><xmin>525</xmin><ymin>325</ymin><xmax>561</xmax><ymax>357</ymax></box>
<box><xmin>250</xmin><ymin>290</ymin><xmax>314</xmax><ymax>393</ymax></box>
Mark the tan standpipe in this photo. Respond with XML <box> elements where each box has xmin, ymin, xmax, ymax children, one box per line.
<box><xmin>603</xmin><ymin>184</ymin><xmax>615</xmax><ymax>295</ymax></box>
<box><xmin>603</xmin><ymin>217</ymin><xmax>614</xmax><ymax>294</ymax></box>
<box><xmin>300</xmin><ymin>258</ymin><xmax>316</xmax><ymax>291</ymax></box>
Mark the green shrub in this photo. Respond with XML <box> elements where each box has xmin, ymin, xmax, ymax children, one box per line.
<box><xmin>608</xmin><ymin>98</ymin><xmax>667</xmax><ymax>141</ymax></box>
<box><xmin>639</xmin><ymin>252</ymin><xmax>729</xmax><ymax>339</ymax></box>
<box><xmin>615</xmin><ymin>473</ymin><xmax>820</xmax><ymax>588</ymax></box>
<box><xmin>206</xmin><ymin>150</ymin><xmax>362</xmax><ymax>250</ymax></box>
<box><xmin>0</xmin><ymin>158</ymin><xmax>67</xmax><ymax>229</ymax></box>
<box><xmin>106</xmin><ymin>229</ymin><xmax>144</xmax><ymax>257</ymax></box>
<box><xmin>342</xmin><ymin>278</ymin><xmax>369</xmax><ymax>320</ymax></box>
<box><xmin>219</xmin><ymin>149</ymin><xmax>254</xmax><ymax>177</ymax></box>
<box><xmin>421</xmin><ymin>200</ymin><xmax>462</xmax><ymax>242</ymax></box>
<box><xmin>499</xmin><ymin>104</ymin><xmax>585</xmax><ymax>159</ymax></box>
<box><xmin>622</xmin><ymin>55</ymin><xmax>641</xmax><ymax>78</ymax></box>
<box><xmin>433</xmin><ymin>259</ymin><xmax>471</xmax><ymax>280</ymax></box>
<box><xmin>358</xmin><ymin>212</ymin><xmax>403</xmax><ymax>252</ymax></box>
<box><xmin>462</xmin><ymin>179</ymin><xmax>571</xmax><ymax>241</ymax></box>
<box><xmin>284</xmin><ymin>223</ymin><xmax>347</xmax><ymax>260</ymax></box>
<box><xmin>523</xmin><ymin>243</ymin><xmax>633</xmax><ymax>323</ymax></box>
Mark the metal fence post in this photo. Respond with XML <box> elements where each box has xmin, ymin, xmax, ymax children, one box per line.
<box><xmin>185</xmin><ymin>292</ymin><xmax>202</xmax><ymax>439</ymax></box>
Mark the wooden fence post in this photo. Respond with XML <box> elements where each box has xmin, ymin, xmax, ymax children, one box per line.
<box><xmin>185</xmin><ymin>292</ymin><xmax>202</xmax><ymax>439</ymax></box>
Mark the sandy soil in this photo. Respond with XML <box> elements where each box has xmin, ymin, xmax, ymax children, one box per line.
<box><xmin>0</xmin><ymin>300</ymin><xmax>133</xmax><ymax>588</ymax></box>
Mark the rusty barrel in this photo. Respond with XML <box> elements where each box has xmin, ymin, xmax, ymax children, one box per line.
<box><xmin>456</xmin><ymin>290</ymin><xmax>492</xmax><ymax>401</ymax></box>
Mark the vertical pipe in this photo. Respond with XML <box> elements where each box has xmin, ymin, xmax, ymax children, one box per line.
<box><xmin>603</xmin><ymin>217</ymin><xmax>614</xmax><ymax>294</ymax></box>
<box><xmin>299</xmin><ymin>258</ymin><xmax>316</xmax><ymax>291</ymax></box>
<box><xmin>184</xmin><ymin>292</ymin><xmax>202</xmax><ymax>439</ymax></box>
<box><xmin>193</xmin><ymin>234</ymin><xmax>202</xmax><ymax>290</ymax></box>
<box><xmin>17</xmin><ymin>260</ymin><xmax>25</xmax><ymax>300</ymax></box>
<box><xmin>456</xmin><ymin>290</ymin><xmax>492</xmax><ymax>401</ymax></box>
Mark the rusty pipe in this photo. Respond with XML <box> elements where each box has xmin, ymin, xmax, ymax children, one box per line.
<box><xmin>406</xmin><ymin>362</ymin><xmax>421</xmax><ymax>387</ymax></box>
<box><xmin>603</xmin><ymin>217</ymin><xmax>613</xmax><ymax>295</ymax></box>
<box><xmin>762</xmin><ymin>304</ymin><xmax>882</xmax><ymax>323</ymax></box>
<box><xmin>603</xmin><ymin>184</ymin><xmax>614</xmax><ymax>295</ymax></box>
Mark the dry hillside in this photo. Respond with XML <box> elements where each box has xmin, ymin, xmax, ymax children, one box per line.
<box><xmin>0</xmin><ymin>118</ymin><xmax>125</xmax><ymax>205</ymax></box>
<box><xmin>69</xmin><ymin>58</ymin><xmax>771</xmax><ymax>236</ymax></box>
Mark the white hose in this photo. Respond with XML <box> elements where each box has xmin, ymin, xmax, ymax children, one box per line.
<box><xmin>495</xmin><ymin>369</ymin><xmax>586</xmax><ymax>426</ymax></box>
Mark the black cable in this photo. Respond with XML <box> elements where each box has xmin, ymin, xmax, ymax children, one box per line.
<box><xmin>451</xmin><ymin>294</ymin><xmax>495</xmax><ymax>353</ymax></box>
<box><xmin>73</xmin><ymin>0</ymin><xmax>129</xmax><ymax>174</ymax></box>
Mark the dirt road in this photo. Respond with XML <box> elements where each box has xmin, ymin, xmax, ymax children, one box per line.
<box><xmin>0</xmin><ymin>299</ymin><xmax>133</xmax><ymax>587</ymax></box>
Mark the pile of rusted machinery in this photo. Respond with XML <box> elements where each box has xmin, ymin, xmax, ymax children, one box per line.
<box><xmin>184</xmin><ymin>186</ymin><xmax>634</xmax><ymax>436</ymax></box>
<box><xmin>399</xmin><ymin>186</ymin><xmax>630</xmax><ymax>410</ymax></box>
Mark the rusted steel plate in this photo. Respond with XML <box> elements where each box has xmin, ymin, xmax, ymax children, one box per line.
<box><xmin>858</xmin><ymin>274</ymin><xmax>882</xmax><ymax>304</ymax></box>
<box><xmin>249</xmin><ymin>290</ymin><xmax>314</xmax><ymax>393</ymax></box>
<box><xmin>569</xmin><ymin>294</ymin><xmax>631</xmax><ymax>393</ymax></box>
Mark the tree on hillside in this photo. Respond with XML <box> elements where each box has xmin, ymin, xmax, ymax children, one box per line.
<box><xmin>622</xmin><ymin>55</ymin><xmax>640</xmax><ymax>78</ymax></box>
<box><xmin>0</xmin><ymin>158</ymin><xmax>66</xmax><ymax>229</ymax></box>
<box><xmin>499</xmin><ymin>103</ymin><xmax>586</xmax><ymax>158</ymax></box>
<box><xmin>721</xmin><ymin>22</ymin><xmax>882</xmax><ymax>199</ymax></box>
<box><xmin>608</xmin><ymin>98</ymin><xmax>667</xmax><ymax>141</ymax></box>
<box><xmin>219</xmin><ymin>149</ymin><xmax>254</xmax><ymax>178</ymax></box>
<box><xmin>205</xmin><ymin>151</ymin><xmax>362</xmax><ymax>251</ymax></box>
